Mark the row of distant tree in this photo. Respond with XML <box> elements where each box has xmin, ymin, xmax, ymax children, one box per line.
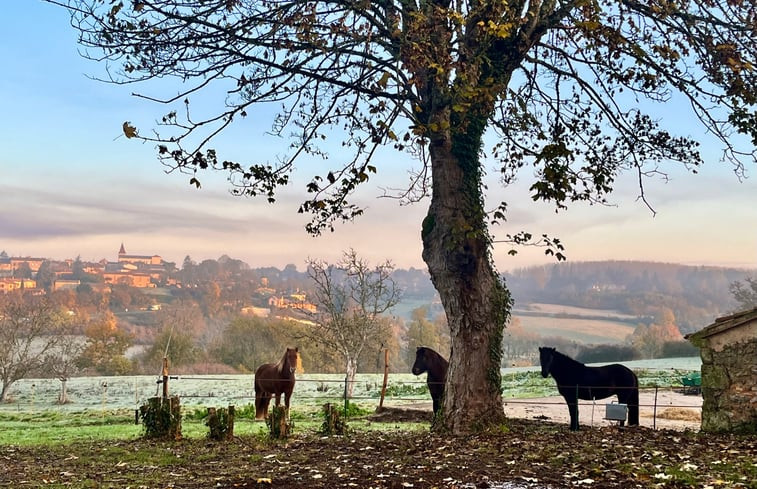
<box><xmin>0</xmin><ymin>250</ymin><xmax>449</xmax><ymax>403</ymax></box>
<box><xmin>150</xmin><ymin>258</ymin><xmax>757</xmax><ymax>334</ymax></box>
<box><xmin>0</xmin><ymin>291</ymin><xmax>448</xmax><ymax>404</ymax></box>
<box><xmin>4</xmin><ymin>251</ymin><xmax>756</xmax><ymax>404</ymax></box>
<box><xmin>501</xmin><ymin>306</ymin><xmax>699</xmax><ymax>367</ymax></box>
<box><xmin>9</xmin><ymin>249</ymin><xmax>755</xmax><ymax>334</ymax></box>
<box><xmin>504</xmin><ymin>261</ymin><xmax>757</xmax><ymax>333</ymax></box>
<box><xmin>0</xmin><ymin>278</ymin><xmax>723</xmax><ymax>404</ymax></box>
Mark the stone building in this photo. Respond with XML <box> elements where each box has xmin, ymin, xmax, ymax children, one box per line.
<box><xmin>686</xmin><ymin>308</ymin><xmax>757</xmax><ymax>433</ymax></box>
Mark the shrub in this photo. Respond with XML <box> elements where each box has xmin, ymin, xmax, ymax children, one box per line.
<box><xmin>659</xmin><ymin>341</ymin><xmax>699</xmax><ymax>358</ymax></box>
<box><xmin>319</xmin><ymin>403</ymin><xmax>347</xmax><ymax>436</ymax></box>
<box><xmin>384</xmin><ymin>382</ymin><xmax>428</xmax><ymax>397</ymax></box>
<box><xmin>205</xmin><ymin>406</ymin><xmax>234</xmax><ymax>441</ymax></box>
<box><xmin>575</xmin><ymin>344</ymin><xmax>639</xmax><ymax>363</ymax></box>
<box><xmin>343</xmin><ymin>400</ymin><xmax>372</xmax><ymax>418</ymax></box>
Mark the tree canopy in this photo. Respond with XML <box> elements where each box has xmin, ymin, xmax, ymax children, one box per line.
<box><xmin>730</xmin><ymin>276</ymin><xmax>757</xmax><ymax>310</ymax></box>
<box><xmin>55</xmin><ymin>0</ymin><xmax>756</xmax><ymax>433</ymax></box>
<box><xmin>305</xmin><ymin>249</ymin><xmax>401</xmax><ymax>397</ymax></box>
<box><xmin>59</xmin><ymin>1</ymin><xmax>756</xmax><ymax>214</ymax></box>
<box><xmin>0</xmin><ymin>293</ymin><xmax>70</xmax><ymax>402</ymax></box>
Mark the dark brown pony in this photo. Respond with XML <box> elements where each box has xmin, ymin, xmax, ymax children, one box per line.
<box><xmin>254</xmin><ymin>347</ymin><xmax>299</xmax><ymax>420</ymax></box>
<box><xmin>411</xmin><ymin>347</ymin><xmax>448</xmax><ymax>415</ymax></box>
<box><xmin>539</xmin><ymin>346</ymin><xmax>639</xmax><ymax>431</ymax></box>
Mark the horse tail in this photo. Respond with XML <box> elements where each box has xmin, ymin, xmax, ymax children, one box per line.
<box><xmin>254</xmin><ymin>375</ymin><xmax>265</xmax><ymax>418</ymax></box>
<box><xmin>627</xmin><ymin>372</ymin><xmax>640</xmax><ymax>426</ymax></box>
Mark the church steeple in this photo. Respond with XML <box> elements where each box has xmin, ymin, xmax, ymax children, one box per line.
<box><xmin>119</xmin><ymin>243</ymin><xmax>126</xmax><ymax>255</ymax></box>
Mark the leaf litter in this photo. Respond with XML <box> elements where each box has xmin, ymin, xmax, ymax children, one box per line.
<box><xmin>0</xmin><ymin>418</ymin><xmax>754</xmax><ymax>488</ymax></box>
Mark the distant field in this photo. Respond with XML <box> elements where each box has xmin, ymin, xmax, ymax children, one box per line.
<box><xmin>393</xmin><ymin>301</ymin><xmax>640</xmax><ymax>344</ymax></box>
<box><xmin>521</xmin><ymin>303</ymin><xmax>638</xmax><ymax>320</ymax></box>
<box><xmin>513</xmin><ymin>314</ymin><xmax>636</xmax><ymax>344</ymax></box>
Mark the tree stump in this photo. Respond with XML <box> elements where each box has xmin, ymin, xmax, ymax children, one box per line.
<box><xmin>319</xmin><ymin>403</ymin><xmax>347</xmax><ymax>435</ymax></box>
<box><xmin>206</xmin><ymin>405</ymin><xmax>235</xmax><ymax>441</ymax></box>
<box><xmin>140</xmin><ymin>396</ymin><xmax>182</xmax><ymax>440</ymax></box>
<box><xmin>266</xmin><ymin>406</ymin><xmax>291</xmax><ymax>439</ymax></box>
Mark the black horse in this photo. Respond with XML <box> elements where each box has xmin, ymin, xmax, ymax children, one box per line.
<box><xmin>539</xmin><ymin>346</ymin><xmax>639</xmax><ymax>431</ymax></box>
<box><xmin>411</xmin><ymin>347</ymin><xmax>448</xmax><ymax>415</ymax></box>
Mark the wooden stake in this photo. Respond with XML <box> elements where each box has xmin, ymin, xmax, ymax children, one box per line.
<box><xmin>162</xmin><ymin>357</ymin><xmax>169</xmax><ymax>399</ymax></box>
<box><xmin>378</xmin><ymin>348</ymin><xmax>389</xmax><ymax>412</ymax></box>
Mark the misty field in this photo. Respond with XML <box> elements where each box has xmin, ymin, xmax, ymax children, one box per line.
<box><xmin>514</xmin><ymin>315</ymin><xmax>636</xmax><ymax>343</ymax></box>
<box><xmin>512</xmin><ymin>303</ymin><xmax>639</xmax><ymax>344</ymax></box>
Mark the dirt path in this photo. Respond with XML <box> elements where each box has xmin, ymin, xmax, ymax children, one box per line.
<box><xmin>502</xmin><ymin>389</ymin><xmax>703</xmax><ymax>430</ymax></box>
<box><xmin>399</xmin><ymin>389</ymin><xmax>703</xmax><ymax>430</ymax></box>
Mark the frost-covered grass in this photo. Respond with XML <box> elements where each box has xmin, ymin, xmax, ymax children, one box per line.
<box><xmin>0</xmin><ymin>357</ymin><xmax>699</xmax><ymax>415</ymax></box>
<box><xmin>0</xmin><ymin>358</ymin><xmax>700</xmax><ymax>445</ymax></box>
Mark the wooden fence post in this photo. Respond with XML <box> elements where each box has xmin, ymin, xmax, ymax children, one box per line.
<box><xmin>227</xmin><ymin>405</ymin><xmax>235</xmax><ymax>440</ymax></box>
<box><xmin>378</xmin><ymin>348</ymin><xmax>389</xmax><ymax>412</ymax></box>
<box><xmin>162</xmin><ymin>357</ymin><xmax>169</xmax><ymax>399</ymax></box>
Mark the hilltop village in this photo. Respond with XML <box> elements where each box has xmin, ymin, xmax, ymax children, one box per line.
<box><xmin>0</xmin><ymin>244</ymin><xmax>320</xmax><ymax>317</ymax></box>
<box><xmin>0</xmin><ymin>245</ymin><xmax>443</xmax><ymax>377</ymax></box>
<box><xmin>1</xmin><ymin>244</ymin><xmax>171</xmax><ymax>291</ymax></box>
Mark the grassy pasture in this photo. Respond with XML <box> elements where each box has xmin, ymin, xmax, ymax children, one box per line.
<box><xmin>514</xmin><ymin>314</ymin><xmax>636</xmax><ymax>344</ymax></box>
<box><xmin>0</xmin><ymin>361</ymin><xmax>700</xmax><ymax>446</ymax></box>
<box><xmin>510</xmin><ymin>301</ymin><xmax>640</xmax><ymax>344</ymax></box>
<box><xmin>523</xmin><ymin>303</ymin><xmax>638</xmax><ymax>319</ymax></box>
<box><xmin>0</xmin><ymin>404</ymin><xmax>429</xmax><ymax>446</ymax></box>
<box><xmin>1</xmin><ymin>359</ymin><xmax>698</xmax><ymax>416</ymax></box>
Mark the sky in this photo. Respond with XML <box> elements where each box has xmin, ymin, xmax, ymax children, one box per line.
<box><xmin>1</xmin><ymin>2</ymin><xmax>756</xmax><ymax>273</ymax></box>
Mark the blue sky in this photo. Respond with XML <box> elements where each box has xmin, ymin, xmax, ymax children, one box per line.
<box><xmin>1</xmin><ymin>2</ymin><xmax>755</xmax><ymax>272</ymax></box>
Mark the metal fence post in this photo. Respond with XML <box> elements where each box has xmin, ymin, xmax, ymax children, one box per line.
<box><xmin>343</xmin><ymin>376</ymin><xmax>348</xmax><ymax>416</ymax></box>
<box><xmin>653</xmin><ymin>385</ymin><xmax>659</xmax><ymax>430</ymax></box>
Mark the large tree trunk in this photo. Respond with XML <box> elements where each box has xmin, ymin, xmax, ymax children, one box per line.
<box><xmin>422</xmin><ymin>114</ymin><xmax>512</xmax><ymax>434</ymax></box>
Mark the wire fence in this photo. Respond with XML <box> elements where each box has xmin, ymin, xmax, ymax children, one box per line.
<box><xmin>2</xmin><ymin>370</ymin><xmax>703</xmax><ymax>429</ymax></box>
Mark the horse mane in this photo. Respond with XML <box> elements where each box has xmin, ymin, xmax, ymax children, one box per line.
<box><xmin>421</xmin><ymin>347</ymin><xmax>447</xmax><ymax>364</ymax></box>
<box><xmin>275</xmin><ymin>348</ymin><xmax>297</xmax><ymax>374</ymax></box>
<box><xmin>552</xmin><ymin>348</ymin><xmax>585</xmax><ymax>368</ymax></box>
<box><xmin>420</xmin><ymin>347</ymin><xmax>449</xmax><ymax>373</ymax></box>
<box><xmin>544</xmin><ymin>348</ymin><xmax>588</xmax><ymax>385</ymax></box>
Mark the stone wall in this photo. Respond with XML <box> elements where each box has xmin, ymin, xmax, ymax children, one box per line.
<box><xmin>699</xmin><ymin>339</ymin><xmax>757</xmax><ymax>434</ymax></box>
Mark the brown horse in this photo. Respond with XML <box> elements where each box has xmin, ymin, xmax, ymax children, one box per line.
<box><xmin>411</xmin><ymin>346</ymin><xmax>448</xmax><ymax>415</ymax></box>
<box><xmin>254</xmin><ymin>347</ymin><xmax>299</xmax><ymax>420</ymax></box>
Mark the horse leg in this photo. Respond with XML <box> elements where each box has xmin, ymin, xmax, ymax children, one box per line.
<box><xmin>262</xmin><ymin>395</ymin><xmax>272</xmax><ymax>419</ymax></box>
<box><xmin>254</xmin><ymin>382</ymin><xmax>265</xmax><ymax>420</ymax></box>
<box><xmin>565</xmin><ymin>396</ymin><xmax>580</xmax><ymax>431</ymax></box>
<box><xmin>623</xmin><ymin>387</ymin><xmax>640</xmax><ymax>426</ymax></box>
<box><xmin>284</xmin><ymin>390</ymin><xmax>292</xmax><ymax>416</ymax></box>
<box><xmin>256</xmin><ymin>392</ymin><xmax>271</xmax><ymax>420</ymax></box>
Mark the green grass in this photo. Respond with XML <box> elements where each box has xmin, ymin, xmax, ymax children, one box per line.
<box><xmin>0</xmin><ymin>402</ymin><xmax>427</xmax><ymax>446</ymax></box>
<box><xmin>501</xmin><ymin>369</ymin><xmax>692</xmax><ymax>397</ymax></box>
<box><xmin>0</xmin><ymin>410</ymin><xmax>140</xmax><ymax>445</ymax></box>
<box><xmin>0</xmin><ymin>369</ymin><xmax>693</xmax><ymax>446</ymax></box>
